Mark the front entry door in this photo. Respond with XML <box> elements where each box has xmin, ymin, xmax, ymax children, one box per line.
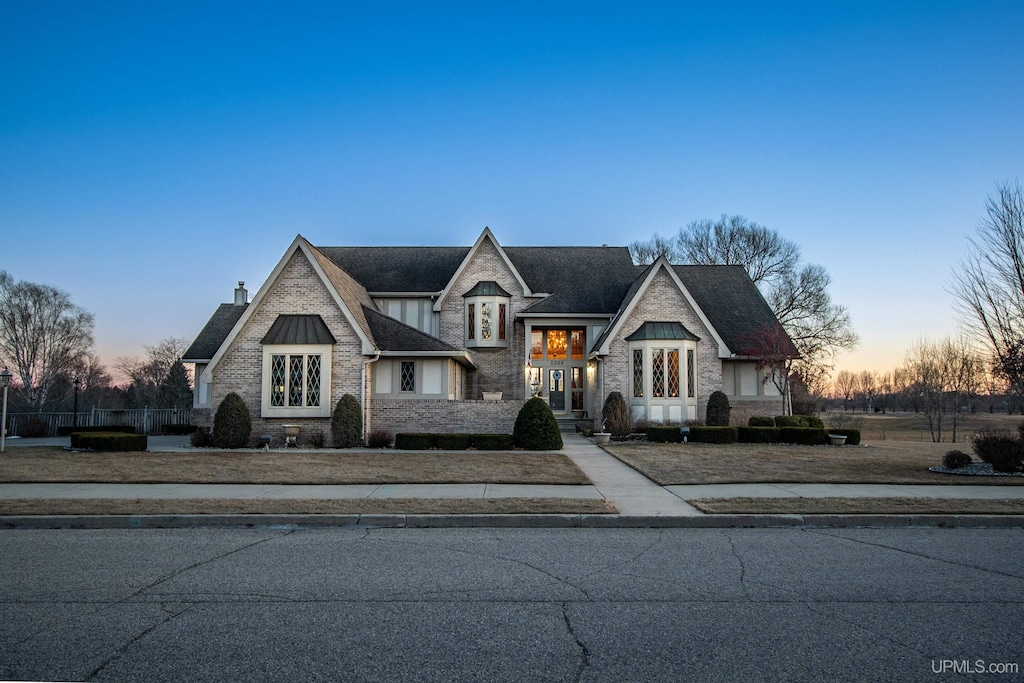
<box><xmin>548</xmin><ymin>369</ymin><xmax>566</xmax><ymax>412</ymax></box>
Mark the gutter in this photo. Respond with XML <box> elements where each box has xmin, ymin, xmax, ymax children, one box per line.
<box><xmin>361</xmin><ymin>350</ymin><xmax>381</xmax><ymax>438</ymax></box>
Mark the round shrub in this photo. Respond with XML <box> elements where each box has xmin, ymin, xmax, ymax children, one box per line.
<box><xmin>331</xmin><ymin>394</ymin><xmax>363</xmax><ymax>448</ymax></box>
<box><xmin>706</xmin><ymin>391</ymin><xmax>731</xmax><ymax>426</ymax></box>
<box><xmin>513</xmin><ymin>397</ymin><xmax>563</xmax><ymax>450</ymax></box>
<box><xmin>942</xmin><ymin>450</ymin><xmax>972</xmax><ymax>469</ymax></box>
<box><xmin>601</xmin><ymin>391</ymin><xmax>631</xmax><ymax>437</ymax></box>
<box><xmin>971</xmin><ymin>430</ymin><xmax>1024</xmax><ymax>473</ymax></box>
<box><xmin>213</xmin><ymin>392</ymin><xmax>251</xmax><ymax>448</ymax></box>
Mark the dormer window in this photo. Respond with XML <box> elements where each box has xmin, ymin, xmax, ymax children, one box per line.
<box><xmin>463</xmin><ymin>281</ymin><xmax>511</xmax><ymax>348</ymax></box>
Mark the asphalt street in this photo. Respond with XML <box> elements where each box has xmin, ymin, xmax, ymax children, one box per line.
<box><xmin>1</xmin><ymin>527</ymin><xmax>1022</xmax><ymax>682</ymax></box>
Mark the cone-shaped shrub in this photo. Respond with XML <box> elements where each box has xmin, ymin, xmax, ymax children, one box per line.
<box><xmin>213</xmin><ymin>392</ymin><xmax>251</xmax><ymax>448</ymax></box>
<box><xmin>706</xmin><ymin>391</ymin><xmax>731</xmax><ymax>426</ymax></box>
<box><xmin>513</xmin><ymin>397</ymin><xmax>563</xmax><ymax>450</ymax></box>
<box><xmin>332</xmin><ymin>394</ymin><xmax>363</xmax><ymax>448</ymax></box>
<box><xmin>602</xmin><ymin>391</ymin><xmax>632</xmax><ymax>437</ymax></box>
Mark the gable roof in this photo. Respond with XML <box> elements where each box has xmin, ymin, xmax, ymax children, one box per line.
<box><xmin>594</xmin><ymin>257</ymin><xmax>731</xmax><ymax>357</ymax></box>
<box><xmin>199</xmin><ymin>236</ymin><xmax>379</xmax><ymax>382</ymax></box>
<box><xmin>182</xmin><ymin>303</ymin><xmax>249</xmax><ymax>362</ymax></box>
<box><xmin>673</xmin><ymin>265</ymin><xmax>795</xmax><ymax>355</ymax></box>
<box><xmin>434</xmin><ymin>228</ymin><xmax>534</xmax><ymax>311</ymax></box>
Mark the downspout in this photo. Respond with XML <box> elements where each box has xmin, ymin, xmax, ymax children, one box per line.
<box><xmin>361</xmin><ymin>350</ymin><xmax>381</xmax><ymax>440</ymax></box>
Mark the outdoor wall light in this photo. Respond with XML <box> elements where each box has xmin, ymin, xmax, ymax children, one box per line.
<box><xmin>0</xmin><ymin>368</ymin><xmax>11</xmax><ymax>453</ymax></box>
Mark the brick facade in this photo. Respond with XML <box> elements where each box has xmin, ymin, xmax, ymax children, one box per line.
<box><xmin>603</xmin><ymin>268</ymin><xmax>722</xmax><ymax>423</ymax></box>
<box><xmin>369</xmin><ymin>398</ymin><xmax>524</xmax><ymax>435</ymax></box>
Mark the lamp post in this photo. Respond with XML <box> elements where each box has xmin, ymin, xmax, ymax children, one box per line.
<box><xmin>73</xmin><ymin>377</ymin><xmax>81</xmax><ymax>428</ymax></box>
<box><xmin>0</xmin><ymin>368</ymin><xmax>11</xmax><ymax>453</ymax></box>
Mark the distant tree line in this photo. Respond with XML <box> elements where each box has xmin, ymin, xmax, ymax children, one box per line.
<box><xmin>0</xmin><ymin>270</ymin><xmax>192</xmax><ymax>414</ymax></box>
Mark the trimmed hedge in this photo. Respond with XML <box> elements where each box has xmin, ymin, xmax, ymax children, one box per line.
<box><xmin>646</xmin><ymin>425</ymin><xmax>685</xmax><ymax>443</ymax></box>
<box><xmin>828</xmin><ymin>429</ymin><xmax>861</xmax><ymax>446</ymax></box>
<box><xmin>738</xmin><ymin>426</ymin><xmax>780</xmax><ymax>443</ymax></box>
<box><xmin>748</xmin><ymin>416</ymin><xmax>775</xmax><ymax>428</ymax></box>
<box><xmin>57</xmin><ymin>425</ymin><xmax>136</xmax><ymax>437</ymax></box>
<box><xmin>688</xmin><ymin>426</ymin><xmax>738</xmax><ymax>444</ymax></box>
<box><xmin>163</xmin><ymin>424</ymin><xmax>198</xmax><ymax>435</ymax></box>
<box><xmin>70</xmin><ymin>432</ymin><xmax>148</xmax><ymax>451</ymax></box>
<box><xmin>775</xmin><ymin>415</ymin><xmax>825</xmax><ymax>429</ymax></box>
<box><xmin>779</xmin><ymin>427</ymin><xmax>828</xmax><ymax>445</ymax></box>
<box><xmin>393</xmin><ymin>433</ymin><xmax>517</xmax><ymax>450</ymax></box>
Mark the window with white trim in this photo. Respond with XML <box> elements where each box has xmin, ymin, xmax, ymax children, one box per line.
<box><xmin>261</xmin><ymin>344</ymin><xmax>332</xmax><ymax>417</ymax></box>
<box><xmin>629</xmin><ymin>342</ymin><xmax>697</xmax><ymax>406</ymax></box>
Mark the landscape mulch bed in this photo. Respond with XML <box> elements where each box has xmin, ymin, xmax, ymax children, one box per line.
<box><xmin>0</xmin><ymin>497</ymin><xmax>617</xmax><ymax>516</ymax></box>
<box><xmin>0</xmin><ymin>448</ymin><xmax>590</xmax><ymax>485</ymax></box>
<box><xmin>688</xmin><ymin>497</ymin><xmax>1024</xmax><ymax>515</ymax></box>
<box><xmin>604</xmin><ymin>441</ymin><xmax>1024</xmax><ymax>486</ymax></box>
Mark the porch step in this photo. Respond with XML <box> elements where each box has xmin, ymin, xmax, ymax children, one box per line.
<box><xmin>556</xmin><ymin>417</ymin><xmax>589</xmax><ymax>432</ymax></box>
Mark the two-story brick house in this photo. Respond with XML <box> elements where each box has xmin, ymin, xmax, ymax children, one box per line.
<box><xmin>183</xmin><ymin>228</ymin><xmax>796</xmax><ymax>441</ymax></box>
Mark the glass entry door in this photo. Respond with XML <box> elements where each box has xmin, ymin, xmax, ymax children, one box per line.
<box><xmin>548</xmin><ymin>369</ymin><xmax>566</xmax><ymax>412</ymax></box>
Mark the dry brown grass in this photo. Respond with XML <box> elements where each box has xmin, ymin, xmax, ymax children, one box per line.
<box><xmin>689</xmin><ymin>497</ymin><xmax>1024</xmax><ymax>515</ymax></box>
<box><xmin>604</xmin><ymin>440</ymin><xmax>1024</xmax><ymax>486</ymax></box>
<box><xmin>826</xmin><ymin>411</ymin><xmax>1024</xmax><ymax>443</ymax></box>
<box><xmin>0</xmin><ymin>497</ymin><xmax>616</xmax><ymax>516</ymax></box>
<box><xmin>0</xmin><ymin>448</ymin><xmax>590</xmax><ymax>485</ymax></box>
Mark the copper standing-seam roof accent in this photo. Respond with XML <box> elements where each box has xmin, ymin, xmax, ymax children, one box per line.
<box><xmin>261</xmin><ymin>315</ymin><xmax>337</xmax><ymax>345</ymax></box>
<box><xmin>625</xmin><ymin>321</ymin><xmax>701</xmax><ymax>342</ymax></box>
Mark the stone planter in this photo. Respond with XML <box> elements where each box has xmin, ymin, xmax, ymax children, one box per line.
<box><xmin>828</xmin><ymin>434</ymin><xmax>847</xmax><ymax>446</ymax></box>
<box><xmin>482</xmin><ymin>391</ymin><xmax>503</xmax><ymax>401</ymax></box>
<box><xmin>593</xmin><ymin>432</ymin><xmax>611</xmax><ymax>445</ymax></box>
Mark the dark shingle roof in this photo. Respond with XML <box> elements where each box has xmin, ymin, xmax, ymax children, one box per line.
<box><xmin>261</xmin><ymin>315</ymin><xmax>336</xmax><ymax>345</ymax></box>
<box><xmin>182</xmin><ymin>304</ymin><xmax>248</xmax><ymax>361</ymax></box>
<box><xmin>625</xmin><ymin>321</ymin><xmax>701</xmax><ymax>342</ymax></box>
<box><xmin>506</xmin><ymin>247</ymin><xmax>638</xmax><ymax>314</ymax></box>
<box><xmin>362</xmin><ymin>306</ymin><xmax>463</xmax><ymax>353</ymax></box>
<box><xmin>673</xmin><ymin>265</ymin><xmax>797</xmax><ymax>355</ymax></box>
<box><xmin>317</xmin><ymin>247</ymin><xmax>470</xmax><ymax>292</ymax></box>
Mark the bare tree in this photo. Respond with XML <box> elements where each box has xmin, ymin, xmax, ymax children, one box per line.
<box><xmin>115</xmin><ymin>337</ymin><xmax>192</xmax><ymax>408</ymax></box>
<box><xmin>951</xmin><ymin>180</ymin><xmax>1024</xmax><ymax>406</ymax></box>
<box><xmin>677</xmin><ymin>215</ymin><xmax>801</xmax><ymax>286</ymax></box>
<box><xmin>833</xmin><ymin>370</ymin><xmax>856</xmax><ymax>409</ymax></box>
<box><xmin>632</xmin><ymin>215</ymin><xmax>857</xmax><ymax>382</ymax></box>
<box><xmin>628</xmin><ymin>234</ymin><xmax>681</xmax><ymax>265</ymax></box>
<box><xmin>902</xmin><ymin>339</ymin><xmax>950</xmax><ymax>442</ymax></box>
<box><xmin>0</xmin><ymin>271</ymin><xmax>95</xmax><ymax>411</ymax></box>
<box><xmin>736</xmin><ymin>322</ymin><xmax>799</xmax><ymax>414</ymax></box>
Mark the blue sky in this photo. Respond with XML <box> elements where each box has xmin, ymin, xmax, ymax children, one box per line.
<box><xmin>2</xmin><ymin>1</ymin><xmax>1021</xmax><ymax>381</ymax></box>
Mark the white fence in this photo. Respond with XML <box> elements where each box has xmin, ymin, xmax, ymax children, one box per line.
<box><xmin>4</xmin><ymin>408</ymin><xmax>193</xmax><ymax>437</ymax></box>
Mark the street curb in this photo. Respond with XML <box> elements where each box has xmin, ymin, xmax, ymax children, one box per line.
<box><xmin>2</xmin><ymin>514</ymin><xmax>1023</xmax><ymax>530</ymax></box>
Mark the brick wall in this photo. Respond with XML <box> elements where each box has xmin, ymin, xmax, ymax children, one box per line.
<box><xmin>729</xmin><ymin>397</ymin><xmax>787</xmax><ymax>425</ymax></box>
<box><xmin>604</xmin><ymin>267</ymin><xmax>723</xmax><ymax>422</ymax></box>
<box><xmin>437</xmin><ymin>237</ymin><xmax>527</xmax><ymax>401</ymax></box>
<box><xmin>208</xmin><ymin>251</ymin><xmax>367</xmax><ymax>439</ymax></box>
<box><xmin>369</xmin><ymin>398</ymin><xmax>525</xmax><ymax>435</ymax></box>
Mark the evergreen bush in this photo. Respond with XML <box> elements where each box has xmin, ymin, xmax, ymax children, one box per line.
<box><xmin>213</xmin><ymin>392</ymin><xmax>251</xmax><ymax>449</ymax></box>
<box><xmin>778</xmin><ymin>427</ymin><xmax>827</xmax><ymax>445</ymax></box>
<box><xmin>748</xmin><ymin>416</ymin><xmax>775</xmax><ymax>428</ymax></box>
<box><xmin>688</xmin><ymin>426</ymin><xmax>738</xmax><ymax>444</ymax></box>
<box><xmin>972</xmin><ymin>430</ymin><xmax>1024</xmax><ymax>473</ymax></box>
<box><xmin>942</xmin><ymin>450</ymin><xmax>972</xmax><ymax>469</ymax></box>
<box><xmin>70</xmin><ymin>432</ymin><xmax>148</xmax><ymax>451</ymax></box>
<box><xmin>331</xmin><ymin>394</ymin><xmax>363</xmax><ymax>448</ymax></box>
<box><xmin>472</xmin><ymin>433</ymin><xmax>515</xmax><ymax>450</ymax></box>
<box><xmin>601</xmin><ymin>391</ymin><xmax>632</xmax><ymax>437</ymax></box>
<box><xmin>394</xmin><ymin>433</ymin><xmax>434</xmax><ymax>450</ymax></box>
<box><xmin>646</xmin><ymin>425</ymin><xmax>684</xmax><ymax>443</ymax></box>
<box><xmin>706</xmin><ymin>391</ymin><xmax>731</xmax><ymax>426</ymax></box>
<box><xmin>57</xmin><ymin>425</ymin><xmax>135</xmax><ymax>436</ymax></box>
<box><xmin>738</xmin><ymin>426</ymin><xmax>780</xmax><ymax>443</ymax></box>
<box><xmin>513</xmin><ymin>397</ymin><xmax>563</xmax><ymax>450</ymax></box>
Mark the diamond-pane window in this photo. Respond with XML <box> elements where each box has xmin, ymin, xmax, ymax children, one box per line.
<box><xmin>271</xmin><ymin>355</ymin><xmax>286</xmax><ymax>406</ymax></box>
<box><xmin>467</xmin><ymin>304</ymin><xmax>475</xmax><ymax>340</ymax></box>
<box><xmin>289</xmin><ymin>356</ymin><xmax>303</xmax><ymax>406</ymax></box>
<box><xmin>401</xmin><ymin>361</ymin><xmax>416</xmax><ymax>392</ymax></box>
<box><xmin>632</xmin><ymin>349</ymin><xmax>644</xmax><ymax>398</ymax></box>
<box><xmin>306</xmin><ymin>355</ymin><xmax>321</xmax><ymax>407</ymax></box>
<box><xmin>687</xmin><ymin>349</ymin><xmax>696</xmax><ymax>398</ymax></box>
<box><xmin>667</xmin><ymin>350</ymin><xmax>680</xmax><ymax>398</ymax></box>
<box><xmin>652</xmin><ymin>349</ymin><xmax>665</xmax><ymax>398</ymax></box>
<box><xmin>498</xmin><ymin>304</ymin><xmax>506</xmax><ymax>340</ymax></box>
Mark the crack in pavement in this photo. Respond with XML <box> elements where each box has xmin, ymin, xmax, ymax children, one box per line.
<box><xmin>365</xmin><ymin>534</ymin><xmax>593</xmax><ymax>601</ymax></box>
<box><xmin>805</xmin><ymin>530</ymin><xmax>1024</xmax><ymax>583</ymax></box>
<box><xmin>561</xmin><ymin>602</ymin><xmax>590</xmax><ymax>683</ymax></box>
<box><xmin>721</xmin><ymin>530</ymin><xmax>752</xmax><ymax>601</ymax></box>
<box><xmin>799</xmin><ymin>600</ymin><xmax>935</xmax><ymax>663</ymax></box>
<box><xmin>83</xmin><ymin>603</ymin><xmax>195</xmax><ymax>682</ymax></box>
<box><xmin>576</xmin><ymin>529</ymin><xmax>664</xmax><ymax>585</ymax></box>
